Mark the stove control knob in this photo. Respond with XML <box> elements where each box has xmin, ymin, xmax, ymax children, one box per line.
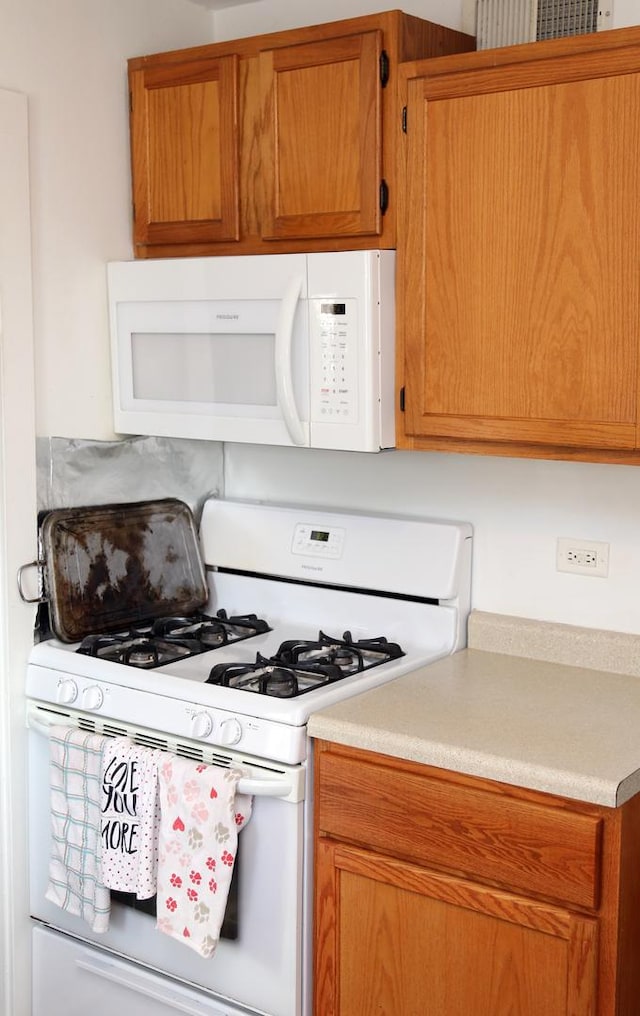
<box><xmin>191</xmin><ymin>711</ymin><xmax>213</xmax><ymax>738</ymax></box>
<box><xmin>219</xmin><ymin>718</ymin><xmax>242</xmax><ymax>746</ymax></box>
<box><xmin>57</xmin><ymin>678</ymin><xmax>78</xmax><ymax>705</ymax></box>
<box><xmin>82</xmin><ymin>685</ymin><xmax>104</xmax><ymax>710</ymax></box>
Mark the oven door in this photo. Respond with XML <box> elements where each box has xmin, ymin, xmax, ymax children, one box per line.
<box><xmin>28</xmin><ymin>704</ymin><xmax>307</xmax><ymax>1016</ymax></box>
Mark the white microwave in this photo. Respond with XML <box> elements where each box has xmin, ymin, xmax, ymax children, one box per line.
<box><xmin>107</xmin><ymin>250</ymin><xmax>395</xmax><ymax>452</ymax></box>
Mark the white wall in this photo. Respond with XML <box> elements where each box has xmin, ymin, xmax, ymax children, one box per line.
<box><xmin>213</xmin><ymin>0</ymin><xmax>470</xmax><ymax>38</ymax></box>
<box><xmin>0</xmin><ymin>0</ymin><xmax>216</xmax><ymax>443</ymax></box>
<box><xmin>0</xmin><ymin>87</ymin><xmax>39</xmax><ymax>1016</ymax></box>
<box><xmin>613</xmin><ymin>1</ymin><xmax>640</xmax><ymax>27</ymax></box>
<box><xmin>223</xmin><ymin>444</ymin><xmax>640</xmax><ymax>637</ymax></box>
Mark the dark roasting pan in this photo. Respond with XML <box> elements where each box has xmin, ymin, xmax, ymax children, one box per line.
<box><xmin>19</xmin><ymin>498</ymin><xmax>208</xmax><ymax>643</ymax></box>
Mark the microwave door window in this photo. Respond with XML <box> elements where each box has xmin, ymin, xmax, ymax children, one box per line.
<box><xmin>130</xmin><ymin>332</ymin><xmax>277</xmax><ymax>408</ymax></box>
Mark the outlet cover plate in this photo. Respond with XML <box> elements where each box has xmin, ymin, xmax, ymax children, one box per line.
<box><xmin>556</xmin><ymin>537</ymin><xmax>609</xmax><ymax>577</ymax></box>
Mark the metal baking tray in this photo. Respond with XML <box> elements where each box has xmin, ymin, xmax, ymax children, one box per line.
<box><xmin>38</xmin><ymin>498</ymin><xmax>208</xmax><ymax>643</ymax></box>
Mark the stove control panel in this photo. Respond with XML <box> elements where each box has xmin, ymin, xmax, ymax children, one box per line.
<box><xmin>28</xmin><ymin>663</ymin><xmax>308</xmax><ymax>765</ymax></box>
<box><xmin>291</xmin><ymin>522</ymin><xmax>345</xmax><ymax>559</ymax></box>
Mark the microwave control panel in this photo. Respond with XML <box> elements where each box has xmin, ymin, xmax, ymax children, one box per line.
<box><xmin>309</xmin><ymin>299</ymin><xmax>358</xmax><ymax>423</ymax></box>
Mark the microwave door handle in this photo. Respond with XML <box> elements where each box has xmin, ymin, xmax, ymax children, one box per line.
<box><xmin>275</xmin><ymin>274</ymin><xmax>306</xmax><ymax>446</ymax></box>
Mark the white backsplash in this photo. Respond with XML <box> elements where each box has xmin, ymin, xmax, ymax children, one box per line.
<box><xmin>223</xmin><ymin>443</ymin><xmax>640</xmax><ymax>637</ymax></box>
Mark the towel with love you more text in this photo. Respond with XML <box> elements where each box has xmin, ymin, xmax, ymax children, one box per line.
<box><xmin>46</xmin><ymin>725</ymin><xmax>111</xmax><ymax>933</ymax></box>
<box><xmin>156</xmin><ymin>756</ymin><xmax>252</xmax><ymax>957</ymax></box>
<box><xmin>99</xmin><ymin>738</ymin><xmax>163</xmax><ymax>899</ymax></box>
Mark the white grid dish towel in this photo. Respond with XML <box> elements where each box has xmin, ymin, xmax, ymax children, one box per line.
<box><xmin>46</xmin><ymin>725</ymin><xmax>111</xmax><ymax>933</ymax></box>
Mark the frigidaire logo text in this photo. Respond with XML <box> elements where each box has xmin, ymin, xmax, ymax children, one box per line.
<box><xmin>216</xmin><ymin>313</ymin><xmax>240</xmax><ymax>320</ymax></box>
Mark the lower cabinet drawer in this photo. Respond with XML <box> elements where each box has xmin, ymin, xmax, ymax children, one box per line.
<box><xmin>316</xmin><ymin>747</ymin><xmax>602</xmax><ymax>909</ymax></box>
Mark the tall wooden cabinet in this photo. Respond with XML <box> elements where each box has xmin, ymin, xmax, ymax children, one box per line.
<box><xmin>128</xmin><ymin>12</ymin><xmax>474</xmax><ymax>258</ymax></box>
<box><xmin>396</xmin><ymin>27</ymin><xmax>640</xmax><ymax>464</ymax></box>
<box><xmin>314</xmin><ymin>740</ymin><xmax>640</xmax><ymax>1015</ymax></box>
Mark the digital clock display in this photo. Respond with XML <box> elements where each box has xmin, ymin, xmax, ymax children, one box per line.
<box><xmin>320</xmin><ymin>303</ymin><xmax>346</xmax><ymax>316</ymax></box>
<box><xmin>310</xmin><ymin>529</ymin><xmax>330</xmax><ymax>542</ymax></box>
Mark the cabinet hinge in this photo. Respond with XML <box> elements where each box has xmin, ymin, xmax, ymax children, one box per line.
<box><xmin>379</xmin><ymin>50</ymin><xmax>390</xmax><ymax>88</ymax></box>
<box><xmin>399</xmin><ymin>386</ymin><xmax>405</xmax><ymax>412</ymax></box>
<box><xmin>402</xmin><ymin>106</ymin><xmax>407</xmax><ymax>133</ymax></box>
<box><xmin>379</xmin><ymin>180</ymin><xmax>389</xmax><ymax>215</ymax></box>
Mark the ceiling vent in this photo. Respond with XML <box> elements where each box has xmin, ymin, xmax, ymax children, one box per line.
<box><xmin>476</xmin><ymin>0</ymin><xmax>613</xmax><ymax>49</ymax></box>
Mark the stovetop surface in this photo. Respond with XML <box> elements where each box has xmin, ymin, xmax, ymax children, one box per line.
<box><xmin>28</xmin><ymin>572</ymin><xmax>458</xmax><ymax>727</ymax></box>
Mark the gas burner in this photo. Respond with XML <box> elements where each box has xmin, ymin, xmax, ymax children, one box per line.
<box><xmin>77</xmin><ymin>632</ymin><xmax>203</xmax><ymax>669</ymax></box>
<box><xmin>207</xmin><ymin>653</ymin><xmax>345</xmax><ymax>698</ymax></box>
<box><xmin>276</xmin><ymin>630</ymin><xmax>405</xmax><ymax>675</ymax></box>
<box><xmin>151</xmin><ymin>610</ymin><xmax>271</xmax><ymax>646</ymax></box>
<box><xmin>206</xmin><ymin>632</ymin><xmax>405</xmax><ymax>697</ymax></box>
<box><xmin>76</xmin><ymin>609</ymin><xmax>271</xmax><ymax>668</ymax></box>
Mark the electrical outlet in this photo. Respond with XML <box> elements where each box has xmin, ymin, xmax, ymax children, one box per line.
<box><xmin>556</xmin><ymin>537</ymin><xmax>609</xmax><ymax>577</ymax></box>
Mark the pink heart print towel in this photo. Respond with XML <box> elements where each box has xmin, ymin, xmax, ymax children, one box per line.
<box><xmin>156</xmin><ymin>755</ymin><xmax>252</xmax><ymax>957</ymax></box>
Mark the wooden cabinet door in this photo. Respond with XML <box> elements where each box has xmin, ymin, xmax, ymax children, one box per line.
<box><xmin>129</xmin><ymin>55</ymin><xmax>239</xmax><ymax>248</ymax></box>
<box><xmin>315</xmin><ymin>839</ymin><xmax>598</xmax><ymax>1016</ymax></box>
<box><xmin>259</xmin><ymin>31</ymin><xmax>382</xmax><ymax>241</ymax></box>
<box><xmin>398</xmin><ymin>47</ymin><xmax>640</xmax><ymax>453</ymax></box>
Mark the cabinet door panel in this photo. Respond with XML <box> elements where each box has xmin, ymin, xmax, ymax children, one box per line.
<box><xmin>259</xmin><ymin>32</ymin><xmax>382</xmax><ymax>240</ymax></box>
<box><xmin>400</xmin><ymin>64</ymin><xmax>640</xmax><ymax>451</ymax></box>
<box><xmin>130</xmin><ymin>56</ymin><xmax>239</xmax><ymax>246</ymax></box>
<box><xmin>315</xmin><ymin>840</ymin><xmax>597</xmax><ymax>1016</ymax></box>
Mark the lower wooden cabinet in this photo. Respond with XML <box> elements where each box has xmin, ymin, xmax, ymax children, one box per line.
<box><xmin>314</xmin><ymin>741</ymin><xmax>640</xmax><ymax>1015</ymax></box>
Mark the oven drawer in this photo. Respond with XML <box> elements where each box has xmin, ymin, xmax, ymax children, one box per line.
<box><xmin>32</xmin><ymin>926</ymin><xmax>243</xmax><ymax>1016</ymax></box>
<box><xmin>315</xmin><ymin>744</ymin><xmax>602</xmax><ymax>909</ymax></box>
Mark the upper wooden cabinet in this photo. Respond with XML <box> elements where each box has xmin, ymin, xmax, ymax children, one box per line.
<box><xmin>128</xmin><ymin>12</ymin><xmax>474</xmax><ymax>258</ymax></box>
<box><xmin>258</xmin><ymin>32</ymin><xmax>382</xmax><ymax>243</ymax></box>
<box><xmin>396</xmin><ymin>27</ymin><xmax>640</xmax><ymax>464</ymax></box>
<box><xmin>130</xmin><ymin>54</ymin><xmax>240</xmax><ymax>248</ymax></box>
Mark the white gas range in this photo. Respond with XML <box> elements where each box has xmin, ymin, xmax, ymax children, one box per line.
<box><xmin>26</xmin><ymin>497</ymin><xmax>472</xmax><ymax>1016</ymax></box>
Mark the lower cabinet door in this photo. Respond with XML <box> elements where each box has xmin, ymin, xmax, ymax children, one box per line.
<box><xmin>32</xmin><ymin>925</ymin><xmax>243</xmax><ymax>1016</ymax></box>
<box><xmin>315</xmin><ymin>840</ymin><xmax>598</xmax><ymax>1016</ymax></box>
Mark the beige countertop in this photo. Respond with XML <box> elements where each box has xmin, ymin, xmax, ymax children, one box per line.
<box><xmin>307</xmin><ymin>612</ymin><xmax>640</xmax><ymax>808</ymax></box>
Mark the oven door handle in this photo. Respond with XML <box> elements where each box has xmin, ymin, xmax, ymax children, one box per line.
<box><xmin>75</xmin><ymin>954</ymin><xmax>216</xmax><ymax>1014</ymax></box>
<box><xmin>26</xmin><ymin>707</ymin><xmax>299</xmax><ymax>800</ymax></box>
<box><xmin>234</xmin><ymin>774</ymin><xmax>292</xmax><ymax>798</ymax></box>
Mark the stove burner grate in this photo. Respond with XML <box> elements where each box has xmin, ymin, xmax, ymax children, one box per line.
<box><xmin>207</xmin><ymin>652</ymin><xmax>344</xmax><ymax>698</ymax></box>
<box><xmin>277</xmin><ymin>630</ymin><xmax>405</xmax><ymax>676</ymax></box>
<box><xmin>206</xmin><ymin>630</ymin><xmax>405</xmax><ymax>697</ymax></box>
<box><xmin>76</xmin><ymin>609</ymin><xmax>271</xmax><ymax>669</ymax></box>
